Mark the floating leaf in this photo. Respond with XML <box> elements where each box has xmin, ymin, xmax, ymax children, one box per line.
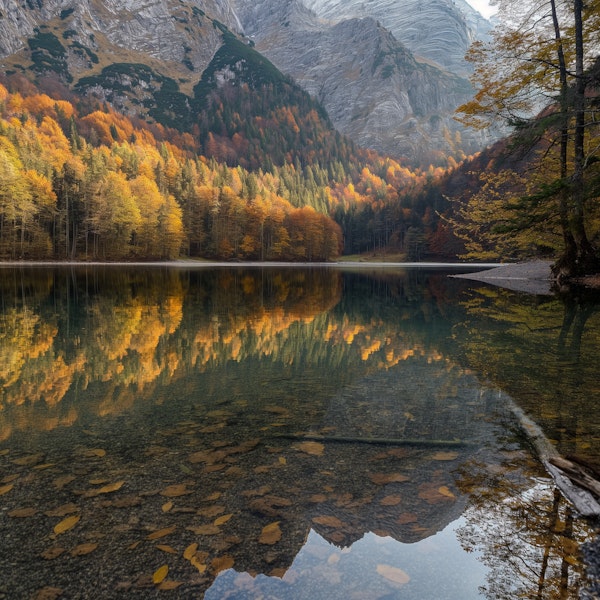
<box><xmin>183</xmin><ymin>543</ymin><xmax>198</xmax><ymax>560</ymax></box>
<box><xmin>147</xmin><ymin>525</ymin><xmax>176</xmax><ymax>540</ymax></box>
<box><xmin>8</xmin><ymin>507</ymin><xmax>37</xmax><ymax>518</ymax></box>
<box><xmin>190</xmin><ymin>555</ymin><xmax>208</xmax><ymax>573</ymax></box>
<box><xmin>0</xmin><ymin>483</ymin><xmax>14</xmax><ymax>496</ymax></box>
<box><xmin>259</xmin><ymin>521</ymin><xmax>282</xmax><ymax>545</ymax></box>
<box><xmin>160</xmin><ymin>484</ymin><xmax>192</xmax><ymax>498</ymax></box>
<box><xmin>128</xmin><ymin>541</ymin><xmax>141</xmax><ymax>550</ymax></box>
<box><xmin>278</xmin><ymin>456</ymin><xmax>287</xmax><ymax>465</ymax></box>
<box><xmin>294</xmin><ymin>441</ymin><xmax>325</xmax><ymax>456</ymax></box>
<box><xmin>162</xmin><ymin>501</ymin><xmax>173</xmax><ymax>513</ymax></box>
<box><xmin>396</xmin><ymin>512</ymin><xmax>418</xmax><ymax>525</ymax></box>
<box><xmin>431</xmin><ymin>451</ymin><xmax>459</xmax><ymax>461</ymax></box>
<box><xmin>156</xmin><ymin>545</ymin><xmax>178</xmax><ymax>555</ymax></box>
<box><xmin>312</xmin><ymin>515</ymin><xmax>345</xmax><ymax>528</ymax></box>
<box><xmin>71</xmin><ymin>543</ymin><xmax>98</xmax><ymax>556</ymax></box>
<box><xmin>53</xmin><ymin>515</ymin><xmax>80</xmax><ymax>535</ymax></box>
<box><xmin>214</xmin><ymin>514</ymin><xmax>233</xmax><ymax>526</ymax></box>
<box><xmin>0</xmin><ymin>449</ymin><xmax>9</xmax><ymax>456</ymax></box>
<box><xmin>418</xmin><ymin>483</ymin><xmax>454</xmax><ymax>504</ymax></box>
<box><xmin>45</xmin><ymin>503</ymin><xmax>79</xmax><ymax>518</ymax></box>
<box><xmin>197</xmin><ymin>505</ymin><xmax>225</xmax><ymax>518</ymax></box>
<box><xmin>2</xmin><ymin>474</ymin><xmax>19</xmax><ymax>483</ymax></box>
<box><xmin>377</xmin><ymin>564</ymin><xmax>410</xmax><ymax>585</ymax></box>
<box><xmin>211</xmin><ymin>555</ymin><xmax>234</xmax><ymax>574</ymax></box>
<box><xmin>152</xmin><ymin>565</ymin><xmax>169</xmax><ymax>584</ymax></box>
<box><xmin>41</xmin><ymin>546</ymin><xmax>66</xmax><ymax>560</ymax></box>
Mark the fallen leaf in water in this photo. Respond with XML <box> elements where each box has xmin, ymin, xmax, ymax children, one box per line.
<box><xmin>214</xmin><ymin>514</ymin><xmax>233</xmax><ymax>526</ymax></box>
<box><xmin>187</xmin><ymin>524</ymin><xmax>221</xmax><ymax>535</ymax></box>
<box><xmin>32</xmin><ymin>586</ymin><xmax>63</xmax><ymax>600</ymax></box>
<box><xmin>53</xmin><ymin>475</ymin><xmax>76</xmax><ymax>489</ymax></box>
<box><xmin>377</xmin><ymin>564</ymin><xmax>410</xmax><ymax>585</ymax></box>
<box><xmin>83</xmin><ymin>448</ymin><xmax>106</xmax><ymax>458</ymax></box>
<box><xmin>380</xmin><ymin>495</ymin><xmax>403</xmax><ymax>506</ymax></box>
<box><xmin>128</xmin><ymin>541</ymin><xmax>141</xmax><ymax>550</ymax></box>
<box><xmin>397</xmin><ymin>512</ymin><xmax>418</xmax><ymax>525</ymax></box>
<box><xmin>259</xmin><ymin>521</ymin><xmax>282</xmax><ymax>545</ymax></box>
<box><xmin>190</xmin><ymin>554</ymin><xmax>208</xmax><ymax>573</ymax></box>
<box><xmin>158</xmin><ymin>580</ymin><xmax>182</xmax><ymax>591</ymax></box>
<box><xmin>45</xmin><ymin>503</ymin><xmax>78</xmax><ymax>518</ymax></box>
<box><xmin>71</xmin><ymin>543</ymin><xmax>98</xmax><ymax>556</ymax></box>
<box><xmin>197</xmin><ymin>505</ymin><xmax>225</xmax><ymax>518</ymax></box>
<box><xmin>312</xmin><ymin>515</ymin><xmax>345</xmax><ymax>528</ymax></box>
<box><xmin>33</xmin><ymin>463</ymin><xmax>55</xmax><ymax>471</ymax></box>
<box><xmin>162</xmin><ymin>501</ymin><xmax>173</xmax><ymax>513</ymax></box>
<box><xmin>184</xmin><ymin>543</ymin><xmax>198</xmax><ymax>560</ymax></box>
<box><xmin>12</xmin><ymin>453</ymin><xmax>44</xmax><ymax>466</ymax></box>
<box><xmin>0</xmin><ymin>449</ymin><xmax>9</xmax><ymax>456</ymax></box>
<box><xmin>2</xmin><ymin>474</ymin><xmax>19</xmax><ymax>483</ymax></box>
<box><xmin>152</xmin><ymin>565</ymin><xmax>169</xmax><ymax>584</ymax></box>
<box><xmin>431</xmin><ymin>451</ymin><xmax>459</xmax><ymax>461</ymax></box>
<box><xmin>368</xmin><ymin>473</ymin><xmax>410</xmax><ymax>485</ymax></box>
<box><xmin>147</xmin><ymin>525</ymin><xmax>176</xmax><ymax>540</ymax></box>
<box><xmin>156</xmin><ymin>545</ymin><xmax>178</xmax><ymax>555</ymax></box>
<box><xmin>294</xmin><ymin>441</ymin><xmax>325</xmax><ymax>456</ymax></box>
<box><xmin>8</xmin><ymin>507</ymin><xmax>37</xmax><ymax>518</ymax></box>
<box><xmin>160</xmin><ymin>484</ymin><xmax>192</xmax><ymax>498</ymax></box>
<box><xmin>53</xmin><ymin>515</ymin><xmax>80</xmax><ymax>535</ymax></box>
<box><xmin>0</xmin><ymin>483</ymin><xmax>14</xmax><ymax>496</ymax></box>
<box><xmin>41</xmin><ymin>547</ymin><xmax>66</xmax><ymax>560</ymax></box>
<box><xmin>278</xmin><ymin>456</ymin><xmax>287</xmax><ymax>465</ymax></box>
<box><xmin>81</xmin><ymin>481</ymin><xmax>125</xmax><ymax>498</ymax></box>
<box><xmin>438</xmin><ymin>486</ymin><xmax>456</xmax><ymax>499</ymax></box>
<box><xmin>211</xmin><ymin>556</ymin><xmax>234</xmax><ymax>574</ymax></box>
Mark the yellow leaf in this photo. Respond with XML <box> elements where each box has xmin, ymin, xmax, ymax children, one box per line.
<box><xmin>259</xmin><ymin>521</ymin><xmax>282</xmax><ymax>545</ymax></box>
<box><xmin>431</xmin><ymin>451</ymin><xmax>459</xmax><ymax>461</ymax></box>
<box><xmin>82</xmin><ymin>480</ymin><xmax>125</xmax><ymax>498</ymax></box>
<box><xmin>295</xmin><ymin>441</ymin><xmax>325</xmax><ymax>456</ymax></box>
<box><xmin>41</xmin><ymin>546</ymin><xmax>66</xmax><ymax>560</ymax></box>
<box><xmin>71</xmin><ymin>543</ymin><xmax>98</xmax><ymax>556</ymax></box>
<box><xmin>211</xmin><ymin>556</ymin><xmax>234</xmax><ymax>574</ymax></box>
<box><xmin>53</xmin><ymin>475</ymin><xmax>76</xmax><ymax>489</ymax></box>
<box><xmin>53</xmin><ymin>515</ymin><xmax>80</xmax><ymax>535</ymax></box>
<box><xmin>162</xmin><ymin>501</ymin><xmax>173</xmax><ymax>513</ymax></box>
<box><xmin>8</xmin><ymin>507</ymin><xmax>37</xmax><ymax>518</ymax></box>
<box><xmin>312</xmin><ymin>515</ymin><xmax>345</xmax><ymax>528</ymax></box>
<box><xmin>83</xmin><ymin>448</ymin><xmax>106</xmax><ymax>458</ymax></box>
<box><xmin>12</xmin><ymin>453</ymin><xmax>44</xmax><ymax>466</ymax></box>
<box><xmin>0</xmin><ymin>483</ymin><xmax>14</xmax><ymax>496</ymax></box>
<box><xmin>278</xmin><ymin>456</ymin><xmax>287</xmax><ymax>465</ymax></box>
<box><xmin>160</xmin><ymin>484</ymin><xmax>192</xmax><ymax>498</ymax></box>
<box><xmin>187</xmin><ymin>524</ymin><xmax>220</xmax><ymax>535</ymax></box>
<box><xmin>376</xmin><ymin>564</ymin><xmax>410</xmax><ymax>585</ymax></box>
<box><xmin>158</xmin><ymin>581</ymin><xmax>182</xmax><ymax>590</ymax></box>
<box><xmin>380</xmin><ymin>495</ymin><xmax>403</xmax><ymax>506</ymax></box>
<box><xmin>147</xmin><ymin>525</ymin><xmax>176</xmax><ymax>540</ymax></box>
<box><xmin>214</xmin><ymin>513</ymin><xmax>233</xmax><ymax>526</ymax></box>
<box><xmin>438</xmin><ymin>486</ymin><xmax>456</xmax><ymax>499</ymax></box>
<box><xmin>368</xmin><ymin>473</ymin><xmax>410</xmax><ymax>485</ymax></box>
<box><xmin>183</xmin><ymin>543</ymin><xmax>198</xmax><ymax>560</ymax></box>
<box><xmin>152</xmin><ymin>564</ymin><xmax>169</xmax><ymax>584</ymax></box>
<box><xmin>2</xmin><ymin>474</ymin><xmax>19</xmax><ymax>483</ymax></box>
<box><xmin>190</xmin><ymin>555</ymin><xmax>207</xmax><ymax>573</ymax></box>
<box><xmin>45</xmin><ymin>503</ymin><xmax>78</xmax><ymax>518</ymax></box>
<box><xmin>156</xmin><ymin>545</ymin><xmax>178</xmax><ymax>555</ymax></box>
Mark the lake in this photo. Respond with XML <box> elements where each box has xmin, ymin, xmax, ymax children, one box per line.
<box><xmin>0</xmin><ymin>264</ymin><xmax>598</xmax><ymax>599</ymax></box>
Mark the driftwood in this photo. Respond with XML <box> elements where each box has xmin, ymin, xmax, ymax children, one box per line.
<box><xmin>271</xmin><ymin>433</ymin><xmax>473</xmax><ymax>447</ymax></box>
<box><xmin>508</xmin><ymin>399</ymin><xmax>600</xmax><ymax>518</ymax></box>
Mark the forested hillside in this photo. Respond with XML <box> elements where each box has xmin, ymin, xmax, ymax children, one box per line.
<box><xmin>0</xmin><ymin>81</ymin><xmax>458</xmax><ymax>261</ymax></box>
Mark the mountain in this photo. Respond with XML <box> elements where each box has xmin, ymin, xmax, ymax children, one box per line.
<box><xmin>0</xmin><ymin>0</ymin><xmax>493</xmax><ymax>166</ymax></box>
<box><xmin>231</xmin><ymin>0</ymin><xmax>486</xmax><ymax>164</ymax></box>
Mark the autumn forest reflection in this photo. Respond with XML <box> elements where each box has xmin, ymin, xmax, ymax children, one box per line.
<box><xmin>0</xmin><ymin>266</ymin><xmax>598</xmax><ymax>598</ymax></box>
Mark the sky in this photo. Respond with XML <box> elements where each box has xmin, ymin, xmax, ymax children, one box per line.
<box><xmin>468</xmin><ymin>0</ymin><xmax>497</xmax><ymax>19</ymax></box>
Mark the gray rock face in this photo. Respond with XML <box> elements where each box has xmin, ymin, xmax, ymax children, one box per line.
<box><xmin>232</xmin><ymin>0</ymin><xmax>489</xmax><ymax>163</ymax></box>
<box><xmin>303</xmin><ymin>0</ymin><xmax>492</xmax><ymax>76</ymax></box>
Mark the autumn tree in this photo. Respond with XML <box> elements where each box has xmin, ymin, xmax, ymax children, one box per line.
<box><xmin>457</xmin><ymin>0</ymin><xmax>600</xmax><ymax>278</ymax></box>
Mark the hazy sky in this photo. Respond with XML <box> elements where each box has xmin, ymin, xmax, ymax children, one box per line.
<box><xmin>469</xmin><ymin>0</ymin><xmax>497</xmax><ymax>19</ymax></box>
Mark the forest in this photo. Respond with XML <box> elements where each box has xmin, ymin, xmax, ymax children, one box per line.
<box><xmin>0</xmin><ymin>77</ymin><xmax>457</xmax><ymax>262</ymax></box>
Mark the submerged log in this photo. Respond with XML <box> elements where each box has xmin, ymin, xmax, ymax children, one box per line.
<box><xmin>508</xmin><ymin>399</ymin><xmax>600</xmax><ymax>518</ymax></box>
<box><xmin>271</xmin><ymin>433</ymin><xmax>473</xmax><ymax>447</ymax></box>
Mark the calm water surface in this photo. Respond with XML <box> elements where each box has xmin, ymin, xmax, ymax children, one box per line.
<box><xmin>0</xmin><ymin>265</ymin><xmax>598</xmax><ymax>599</ymax></box>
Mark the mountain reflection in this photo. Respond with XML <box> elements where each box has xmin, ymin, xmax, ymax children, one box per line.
<box><xmin>0</xmin><ymin>266</ymin><xmax>595</xmax><ymax>598</ymax></box>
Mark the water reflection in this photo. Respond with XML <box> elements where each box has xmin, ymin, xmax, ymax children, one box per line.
<box><xmin>0</xmin><ymin>266</ymin><xmax>596</xmax><ymax>598</ymax></box>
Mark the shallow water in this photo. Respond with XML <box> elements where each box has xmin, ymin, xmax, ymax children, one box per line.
<box><xmin>0</xmin><ymin>266</ymin><xmax>597</xmax><ymax>598</ymax></box>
